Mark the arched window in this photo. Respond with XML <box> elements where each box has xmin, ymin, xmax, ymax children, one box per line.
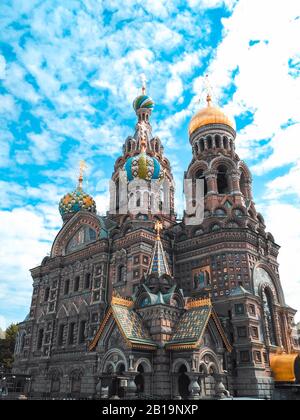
<box><xmin>44</xmin><ymin>287</ymin><xmax>50</xmax><ymax>302</ymax></box>
<box><xmin>135</xmin><ymin>365</ymin><xmax>145</xmax><ymax>395</ymax></box>
<box><xmin>207</xmin><ymin>136</ymin><xmax>213</xmax><ymax>149</ymax></box>
<box><xmin>262</xmin><ymin>288</ymin><xmax>277</xmax><ymax>346</ymax></box>
<box><xmin>195</xmin><ymin>170</ymin><xmax>208</xmax><ymax>196</ymax></box>
<box><xmin>211</xmin><ymin>224</ymin><xmax>221</xmax><ymax>232</ymax></box>
<box><xmin>233</xmin><ymin>208</ymin><xmax>244</xmax><ymax>218</ymax></box>
<box><xmin>200</xmin><ymin>139</ymin><xmax>205</xmax><ymax>152</ymax></box>
<box><xmin>66</xmin><ymin>226</ymin><xmax>97</xmax><ymax>253</ymax></box>
<box><xmin>217</xmin><ymin>165</ymin><xmax>230</xmax><ymax>194</ymax></box>
<box><xmin>215</xmin><ymin>208</ymin><xmax>226</xmax><ymax>217</ymax></box>
<box><xmin>20</xmin><ymin>332</ymin><xmax>26</xmax><ymax>351</ymax></box>
<box><xmin>240</xmin><ymin>172</ymin><xmax>247</xmax><ymax>196</ymax></box>
<box><xmin>215</xmin><ymin>135</ymin><xmax>222</xmax><ymax>148</ymax></box>
<box><xmin>117</xmin><ymin>266</ymin><xmax>126</xmax><ymax>283</ymax></box>
<box><xmin>178</xmin><ymin>365</ymin><xmax>190</xmax><ymax>399</ymax></box>
<box><xmin>223</xmin><ymin>137</ymin><xmax>229</xmax><ymax>150</ymax></box>
<box><xmin>37</xmin><ymin>328</ymin><xmax>44</xmax><ymax>350</ymax></box>
<box><xmin>85</xmin><ymin>273</ymin><xmax>91</xmax><ymax>289</ymax></box>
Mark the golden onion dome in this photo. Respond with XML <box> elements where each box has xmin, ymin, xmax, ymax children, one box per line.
<box><xmin>189</xmin><ymin>95</ymin><xmax>235</xmax><ymax>136</ymax></box>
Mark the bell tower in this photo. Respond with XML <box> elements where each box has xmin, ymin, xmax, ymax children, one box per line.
<box><xmin>109</xmin><ymin>81</ymin><xmax>176</xmax><ymax>228</ymax></box>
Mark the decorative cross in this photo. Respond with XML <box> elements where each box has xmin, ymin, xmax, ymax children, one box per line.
<box><xmin>154</xmin><ymin>220</ymin><xmax>163</xmax><ymax>239</ymax></box>
<box><xmin>140</xmin><ymin>73</ymin><xmax>147</xmax><ymax>95</ymax></box>
<box><xmin>78</xmin><ymin>160</ymin><xmax>87</xmax><ymax>189</ymax></box>
<box><xmin>204</xmin><ymin>74</ymin><xmax>213</xmax><ymax>106</ymax></box>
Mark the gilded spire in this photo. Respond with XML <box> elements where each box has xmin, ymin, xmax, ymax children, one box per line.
<box><xmin>148</xmin><ymin>221</ymin><xmax>171</xmax><ymax>276</ymax></box>
<box><xmin>205</xmin><ymin>74</ymin><xmax>213</xmax><ymax>107</ymax></box>
<box><xmin>141</xmin><ymin>73</ymin><xmax>147</xmax><ymax>95</ymax></box>
<box><xmin>78</xmin><ymin>160</ymin><xmax>87</xmax><ymax>189</ymax></box>
<box><xmin>154</xmin><ymin>220</ymin><xmax>163</xmax><ymax>239</ymax></box>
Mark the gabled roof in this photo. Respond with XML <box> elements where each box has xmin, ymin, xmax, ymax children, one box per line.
<box><xmin>89</xmin><ymin>295</ymin><xmax>157</xmax><ymax>351</ymax></box>
<box><xmin>166</xmin><ymin>298</ymin><xmax>232</xmax><ymax>352</ymax></box>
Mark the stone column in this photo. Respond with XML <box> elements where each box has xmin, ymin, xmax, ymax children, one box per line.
<box><xmin>188</xmin><ymin>373</ymin><xmax>201</xmax><ymax>400</ymax></box>
<box><xmin>124</xmin><ymin>373</ymin><xmax>137</xmax><ymax>400</ymax></box>
<box><xmin>205</xmin><ymin>170</ymin><xmax>218</xmax><ymax>195</ymax></box>
<box><xmin>229</xmin><ymin>170</ymin><xmax>242</xmax><ymax>195</ymax></box>
<box><xmin>214</xmin><ymin>375</ymin><xmax>230</xmax><ymax>399</ymax></box>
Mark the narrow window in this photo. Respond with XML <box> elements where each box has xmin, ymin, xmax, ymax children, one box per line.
<box><xmin>74</xmin><ymin>276</ymin><xmax>80</xmax><ymax>292</ymax></box>
<box><xmin>58</xmin><ymin>324</ymin><xmax>65</xmax><ymax>346</ymax></box>
<box><xmin>37</xmin><ymin>329</ymin><xmax>44</xmax><ymax>350</ymax></box>
<box><xmin>85</xmin><ymin>273</ymin><xmax>91</xmax><ymax>289</ymax></box>
<box><xmin>78</xmin><ymin>321</ymin><xmax>86</xmax><ymax>344</ymax></box>
<box><xmin>64</xmin><ymin>279</ymin><xmax>70</xmax><ymax>295</ymax></box>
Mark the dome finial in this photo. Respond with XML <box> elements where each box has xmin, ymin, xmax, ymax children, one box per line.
<box><xmin>205</xmin><ymin>74</ymin><xmax>213</xmax><ymax>107</ymax></box>
<box><xmin>141</xmin><ymin>73</ymin><xmax>147</xmax><ymax>95</ymax></box>
<box><xmin>78</xmin><ymin>160</ymin><xmax>87</xmax><ymax>189</ymax></box>
<box><xmin>154</xmin><ymin>220</ymin><xmax>163</xmax><ymax>239</ymax></box>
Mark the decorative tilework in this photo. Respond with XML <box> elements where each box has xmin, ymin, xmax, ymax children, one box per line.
<box><xmin>167</xmin><ymin>305</ymin><xmax>211</xmax><ymax>347</ymax></box>
<box><xmin>112</xmin><ymin>304</ymin><xmax>156</xmax><ymax>347</ymax></box>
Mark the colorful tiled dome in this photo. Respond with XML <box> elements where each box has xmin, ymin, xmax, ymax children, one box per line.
<box><xmin>124</xmin><ymin>152</ymin><xmax>163</xmax><ymax>182</ymax></box>
<box><xmin>133</xmin><ymin>95</ymin><xmax>154</xmax><ymax>112</ymax></box>
<box><xmin>59</xmin><ymin>187</ymin><xmax>96</xmax><ymax>218</ymax></box>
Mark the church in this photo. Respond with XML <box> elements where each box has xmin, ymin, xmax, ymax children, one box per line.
<box><xmin>13</xmin><ymin>82</ymin><xmax>300</xmax><ymax>400</ymax></box>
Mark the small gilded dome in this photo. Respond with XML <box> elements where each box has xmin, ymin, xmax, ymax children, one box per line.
<box><xmin>59</xmin><ymin>187</ymin><xmax>96</xmax><ymax>218</ymax></box>
<box><xmin>124</xmin><ymin>152</ymin><xmax>163</xmax><ymax>182</ymax></box>
<box><xmin>133</xmin><ymin>95</ymin><xmax>154</xmax><ymax>112</ymax></box>
<box><xmin>189</xmin><ymin>95</ymin><xmax>235</xmax><ymax>136</ymax></box>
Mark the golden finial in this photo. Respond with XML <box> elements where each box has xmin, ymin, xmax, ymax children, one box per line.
<box><xmin>205</xmin><ymin>74</ymin><xmax>213</xmax><ymax>107</ymax></box>
<box><xmin>141</xmin><ymin>73</ymin><xmax>147</xmax><ymax>95</ymax></box>
<box><xmin>78</xmin><ymin>160</ymin><xmax>87</xmax><ymax>189</ymax></box>
<box><xmin>154</xmin><ymin>220</ymin><xmax>163</xmax><ymax>239</ymax></box>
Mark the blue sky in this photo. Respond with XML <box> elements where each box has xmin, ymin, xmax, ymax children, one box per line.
<box><xmin>0</xmin><ymin>0</ymin><xmax>300</xmax><ymax>329</ymax></box>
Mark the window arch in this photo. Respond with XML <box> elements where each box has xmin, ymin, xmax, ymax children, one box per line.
<box><xmin>262</xmin><ymin>287</ymin><xmax>277</xmax><ymax>346</ymax></box>
<box><xmin>66</xmin><ymin>226</ymin><xmax>97</xmax><ymax>253</ymax></box>
<box><xmin>207</xmin><ymin>136</ymin><xmax>213</xmax><ymax>149</ymax></box>
<box><xmin>117</xmin><ymin>265</ymin><xmax>126</xmax><ymax>283</ymax></box>
<box><xmin>217</xmin><ymin>165</ymin><xmax>230</xmax><ymax>194</ymax></box>
<box><xmin>240</xmin><ymin>172</ymin><xmax>247</xmax><ymax>196</ymax></box>
<box><xmin>214</xmin><ymin>208</ymin><xmax>226</xmax><ymax>217</ymax></box>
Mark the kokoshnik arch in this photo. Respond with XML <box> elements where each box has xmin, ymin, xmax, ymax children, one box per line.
<box><xmin>12</xmin><ymin>81</ymin><xmax>300</xmax><ymax>400</ymax></box>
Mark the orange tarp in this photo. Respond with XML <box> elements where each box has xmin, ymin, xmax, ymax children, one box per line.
<box><xmin>270</xmin><ymin>353</ymin><xmax>299</xmax><ymax>383</ymax></box>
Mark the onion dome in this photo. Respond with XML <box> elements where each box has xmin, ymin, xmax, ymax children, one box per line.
<box><xmin>124</xmin><ymin>152</ymin><xmax>163</xmax><ymax>182</ymax></box>
<box><xmin>133</xmin><ymin>94</ymin><xmax>154</xmax><ymax>112</ymax></box>
<box><xmin>189</xmin><ymin>94</ymin><xmax>236</xmax><ymax>136</ymax></box>
<box><xmin>59</xmin><ymin>161</ymin><xmax>96</xmax><ymax>219</ymax></box>
<box><xmin>59</xmin><ymin>188</ymin><xmax>96</xmax><ymax>218</ymax></box>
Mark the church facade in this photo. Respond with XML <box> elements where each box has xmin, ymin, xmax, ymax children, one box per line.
<box><xmin>13</xmin><ymin>84</ymin><xmax>300</xmax><ymax>400</ymax></box>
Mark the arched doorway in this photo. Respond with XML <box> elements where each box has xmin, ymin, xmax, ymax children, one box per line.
<box><xmin>135</xmin><ymin>365</ymin><xmax>145</xmax><ymax>396</ymax></box>
<box><xmin>178</xmin><ymin>365</ymin><xmax>190</xmax><ymax>399</ymax></box>
<box><xmin>108</xmin><ymin>363</ymin><xmax>126</xmax><ymax>399</ymax></box>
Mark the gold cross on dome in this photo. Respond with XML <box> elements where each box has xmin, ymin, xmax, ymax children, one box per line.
<box><xmin>141</xmin><ymin>73</ymin><xmax>147</xmax><ymax>95</ymax></box>
<box><xmin>154</xmin><ymin>220</ymin><xmax>163</xmax><ymax>239</ymax></box>
<box><xmin>78</xmin><ymin>160</ymin><xmax>87</xmax><ymax>188</ymax></box>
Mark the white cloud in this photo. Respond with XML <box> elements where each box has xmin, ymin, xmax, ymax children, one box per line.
<box><xmin>266</xmin><ymin>163</ymin><xmax>300</xmax><ymax>200</ymax></box>
<box><xmin>0</xmin><ymin>315</ymin><xmax>8</xmax><ymax>330</ymax></box>
<box><xmin>252</xmin><ymin>124</ymin><xmax>300</xmax><ymax>175</ymax></box>
<box><xmin>260</xmin><ymin>202</ymin><xmax>300</xmax><ymax>321</ymax></box>
<box><xmin>0</xmin><ymin>55</ymin><xmax>6</xmax><ymax>79</ymax></box>
<box><xmin>0</xmin><ymin>207</ymin><xmax>58</xmax><ymax>322</ymax></box>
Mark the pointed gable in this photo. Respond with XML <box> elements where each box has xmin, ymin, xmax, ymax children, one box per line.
<box><xmin>89</xmin><ymin>294</ymin><xmax>157</xmax><ymax>351</ymax></box>
<box><xmin>166</xmin><ymin>298</ymin><xmax>232</xmax><ymax>352</ymax></box>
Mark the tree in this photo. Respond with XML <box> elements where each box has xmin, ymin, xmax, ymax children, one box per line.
<box><xmin>0</xmin><ymin>323</ymin><xmax>19</xmax><ymax>370</ymax></box>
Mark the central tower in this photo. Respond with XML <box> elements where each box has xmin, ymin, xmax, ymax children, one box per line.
<box><xmin>109</xmin><ymin>83</ymin><xmax>176</xmax><ymax>228</ymax></box>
